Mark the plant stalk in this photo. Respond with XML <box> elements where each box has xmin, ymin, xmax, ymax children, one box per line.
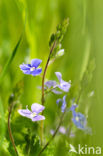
<box><xmin>38</xmin><ymin>108</ymin><xmax>66</xmax><ymax>156</ymax></box>
<box><xmin>40</xmin><ymin>41</ymin><xmax>57</xmax><ymax>145</ymax></box>
<box><xmin>8</xmin><ymin>102</ymin><xmax>18</xmax><ymax>156</ymax></box>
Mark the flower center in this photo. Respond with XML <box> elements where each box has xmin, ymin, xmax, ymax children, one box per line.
<box><xmin>75</xmin><ymin>116</ymin><xmax>79</xmax><ymax>121</ymax></box>
<box><xmin>31</xmin><ymin>112</ymin><xmax>37</xmax><ymax>118</ymax></box>
<box><xmin>30</xmin><ymin>67</ymin><xmax>36</xmax><ymax>71</ymax></box>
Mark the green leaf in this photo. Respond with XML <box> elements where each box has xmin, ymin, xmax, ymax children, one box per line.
<box><xmin>0</xmin><ymin>35</ymin><xmax>22</xmax><ymax>84</ymax></box>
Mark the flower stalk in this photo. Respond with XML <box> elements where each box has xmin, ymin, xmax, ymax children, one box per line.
<box><xmin>40</xmin><ymin>41</ymin><xmax>57</xmax><ymax>145</ymax></box>
<box><xmin>38</xmin><ymin>107</ymin><xmax>66</xmax><ymax>156</ymax></box>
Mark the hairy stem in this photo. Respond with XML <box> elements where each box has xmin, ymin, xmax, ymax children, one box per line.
<box><xmin>40</xmin><ymin>41</ymin><xmax>57</xmax><ymax>145</ymax></box>
<box><xmin>8</xmin><ymin>102</ymin><xmax>18</xmax><ymax>156</ymax></box>
<box><xmin>38</xmin><ymin>108</ymin><xmax>66</xmax><ymax>156</ymax></box>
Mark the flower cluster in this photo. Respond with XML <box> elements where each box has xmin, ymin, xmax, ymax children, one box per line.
<box><xmin>18</xmin><ymin>58</ymin><xmax>91</xmax><ymax>133</ymax></box>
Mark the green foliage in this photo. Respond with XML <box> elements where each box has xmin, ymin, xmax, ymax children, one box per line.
<box><xmin>0</xmin><ymin>35</ymin><xmax>22</xmax><ymax>84</ymax></box>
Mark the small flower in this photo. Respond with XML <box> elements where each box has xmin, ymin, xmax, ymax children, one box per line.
<box><xmin>56</xmin><ymin>95</ymin><xmax>67</xmax><ymax>112</ymax></box>
<box><xmin>18</xmin><ymin>103</ymin><xmax>45</xmax><ymax>121</ymax></box>
<box><xmin>44</xmin><ymin>72</ymin><xmax>71</xmax><ymax>94</ymax></box>
<box><xmin>70</xmin><ymin>104</ymin><xmax>91</xmax><ymax>133</ymax></box>
<box><xmin>20</xmin><ymin>59</ymin><xmax>42</xmax><ymax>76</ymax></box>
<box><xmin>55</xmin><ymin>72</ymin><xmax>71</xmax><ymax>92</ymax></box>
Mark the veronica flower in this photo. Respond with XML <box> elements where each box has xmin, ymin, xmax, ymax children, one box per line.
<box><xmin>45</xmin><ymin>72</ymin><xmax>71</xmax><ymax>94</ymax></box>
<box><xmin>20</xmin><ymin>59</ymin><xmax>42</xmax><ymax>76</ymax></box>
<box><xmin>55</xmin><ymin>72</ymin><xmax>71</xmax><ymax>92</ymax></box>
<box><xmin>18</xmin><ymin>103</ymin><xmax>45</xmax><ymax>121</ymax></box>
<box><xmin>70</xmin><ymin>104</ymin><xmax>91</xmax><ymax>132</ymax></box>
<box><xmin>56</xmin><ymin>95</ymin><xmax>67</xmax><ymax>112</ymax></box>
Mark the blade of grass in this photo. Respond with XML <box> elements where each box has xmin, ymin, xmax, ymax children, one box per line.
<box><xmin>0</xmin><ymin>97</ymin><xmax>5</xmax><ymax>148</ymax></box>
<box><xmin>0</xmin><ymin>35</ymin><xmax>22</xmax><ymax>84</ymax></box>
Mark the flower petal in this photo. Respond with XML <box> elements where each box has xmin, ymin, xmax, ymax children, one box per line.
<box><xmin>22</xmin><ymin>69</ymin><xmax>31</xmax><ymax>75</ymax></box>
<box><xmin>61</xmin><ymin>95</ymin><xmax>67</xmax><ymax>112</ymax></box>
<box><xmin>20</xmin><ymin>63</ymin><xmax>31</xmax><ymax>70</ymax></box>
<box><xmin>56</xmin><ymin>98</ymin><xmax>62</xmax><ymax>105</ymax></box>
<box><xmin>45</xmin><ymin>80</ymin><xmax>57</xmax><ymax>88</ymax></box>
<box><xmin>18</xmin><ymin>109</ymin><xmax>32</xmax><ymax>118</ymax></box>
<box><xmin>72</xmin><ymin>113</ymin><xmax>87</xmax><ymax>130</ymax></box>
<box><xmin>31</xmin><ymin>59</ymin><xmax>42</xmax><ymax>68</ymax></box>
<box><xmin>55</xmin><ymin>72</ymin><xmax>62</xmax><ymax>82</ymax></box>
<box><xmin>31</xmin><ymin>115</ymin><xmax>45</xmax><ymax>121</ymax></box>
<box><xmin>70</xmin><ymin>104</ymin><xmax>78</xmax><ymax>111</ymax></box>
<box><xmin>31</xmin><ymin>103</ymin><xmax>45</xmax><ymax>114</ymax></box>
<box><xmin>31</xmin><ymin>68</ymin><xmax>42</xmax><ymax>76</ymax></box>
<box><xmin>58</xmin><ymin>81</ymin><xmax>71</xmax><ymax>92</ymax></box>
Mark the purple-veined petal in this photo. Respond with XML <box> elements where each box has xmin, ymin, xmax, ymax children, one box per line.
<box><xmin>31</xmin><ymin>103</ymin><xmax>45</xmax><ymax>114</ymax></box>
<box><xmin>58</xmin><ymin>81</ymin><xmax>71</xmax><ymax>92</ymax></box>
<box><xmin>20</xmin><ymin>63</ymin><xmax>31</xmax><ymax>70</ymax></box>
<box><xmin>22</xmin><ymin>69</ymin><xmax>31</xmax><ymax>75</ymax></box>
<box><xmin>55</xmin><ymin>72</ymin><xmax>62</xmax><ymax>83</ymax></box>
<box><xmin>31</xmin><ymin>68</ymin><xmax>42</xmax><ymax>76</ymax></box>
<box><xmin>31</xmin><ymin>115</ymin><xmax>45</xmax><ymax>121</ymax></box>
<box><xmin>45</xmin><ymin>80</ymin><xmax>57</xmax><ymax>88</ymax></box>
<box><xmin>18</xmin><ymin>109</ymin><xmax>32</xmax><ymax>118</ymax></box>
<box><xmin>31</xmin><ymin>59</ymin><xmax>42</xmax><ymax>68</ymax></box>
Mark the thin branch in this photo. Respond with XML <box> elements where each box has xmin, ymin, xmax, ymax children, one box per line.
<box><xmin>8</xmin><ymin>102</ymin><xmax>18</xmax><ymax>156</ymax></box>
<box><xmin>40</xmin><ymin>41</ymin><xmax>57</xmax><ymax>145</ymax></box>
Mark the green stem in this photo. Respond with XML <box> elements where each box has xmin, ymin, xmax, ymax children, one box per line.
<box><xmin>8</xmin><ymin>102</ymin><xmax>18</xmax><ymax>156</ymax></box>
<box><xmin>38</xmin><ymin>108</ymin><xmax>66</xmax><ymax>156</ymax></box>
<box><xmin>44</xmin><ymin>85</ymin><xmax>58</xmax><ymax>95</ymax></box>
<box><xmin>40</xmin><ymin>41</ymin><xmax>57</xmax><ymax>145</ymax></box>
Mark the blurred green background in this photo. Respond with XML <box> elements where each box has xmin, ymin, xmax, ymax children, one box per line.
<box><xmin>0</xmin><ymin>0</ymin><xmax>103</xmax><ymax>156</ymax></box>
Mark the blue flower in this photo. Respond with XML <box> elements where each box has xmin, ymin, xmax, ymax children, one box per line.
<box><xmin>45</xmin><ymin>72</ymin><xmax>71</xmax><ymax>94</ymax></box>
<box><xmin>55</xmin><ymin>72</ymin><xmax>71</xmax><ymax>92</ymax></box>
<box><xmin>18</xmin><ymin>103</ymin><xmax>45</xmax><ymax>121</ymax></box>
<box><xmin>56</xmin><ymin>95</ymin><xmax>67</xmax><ymax>112</ymax></box>
<box><xmin>70</xmin><ymin>104</ymin><xmax>91</xmax><ymax>132</ymax></box>
<box><xmin>20</xmin><ymin>59</ymin><xmax>42</xmax><ymax>76</ymax></box>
